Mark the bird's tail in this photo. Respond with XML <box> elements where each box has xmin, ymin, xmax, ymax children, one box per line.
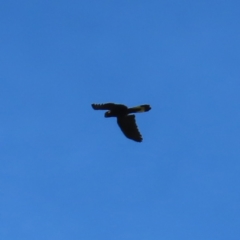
<box><xmin>128</xmin><ymin>104</ymin><xmax>151</xmax><ymax>114</ymax></box>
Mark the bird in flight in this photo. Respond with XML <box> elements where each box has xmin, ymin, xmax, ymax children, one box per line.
<box><xmin>91</xmin><ymin>103</ymin><xmax>151</xmax><ymax>142</ymax></box>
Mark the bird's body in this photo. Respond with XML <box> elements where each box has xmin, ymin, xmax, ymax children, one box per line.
<box><xmin>91</xmin><ymin>103</ymin><xmax>151</xmax><ymax>142</ymax></box>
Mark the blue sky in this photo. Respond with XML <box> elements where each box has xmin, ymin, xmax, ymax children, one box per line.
<box><xmin>1</xmin><ymin>1</ymin><xmax>240</xmax><ymax>239</ymax></box>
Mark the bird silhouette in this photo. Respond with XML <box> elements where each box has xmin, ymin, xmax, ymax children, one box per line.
<box><xmin>91</xmin><ymin>103</ymin><xmax>151</xmax><ymax>142</ymax></box>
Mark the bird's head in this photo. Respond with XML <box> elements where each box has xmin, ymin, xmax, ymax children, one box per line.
<box><xmin>104</xmin><ymin>111</ymin><xmax>112</xmax><ymax>117</ymax></box>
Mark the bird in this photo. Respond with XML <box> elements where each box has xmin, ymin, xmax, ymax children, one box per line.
<box><xmin>91</xmin><ymin>103</ymin><xmax>151</xmax><ymax>142</ymax></box>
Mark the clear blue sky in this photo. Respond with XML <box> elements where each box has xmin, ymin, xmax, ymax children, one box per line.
<box><xmin>1</xmin><ymin>1</ymin><xmax>240</xmax><ymax>239</ymax></box>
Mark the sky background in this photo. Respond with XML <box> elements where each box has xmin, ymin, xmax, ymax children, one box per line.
<box><xmin>1</xmin><ymin>1</ymin><xmax>240</xmax><ymax>239</ymax></box>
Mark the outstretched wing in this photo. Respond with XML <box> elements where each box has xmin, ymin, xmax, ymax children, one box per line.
<box><xmin>91</xmin><ymin>103</ymin><xmax>116</xmax><ymax>110</ymax></box>
<box><xmin>117</xmin><ymin>115</ymin><xmax>143</xmax><ymax>142</ymax></box>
